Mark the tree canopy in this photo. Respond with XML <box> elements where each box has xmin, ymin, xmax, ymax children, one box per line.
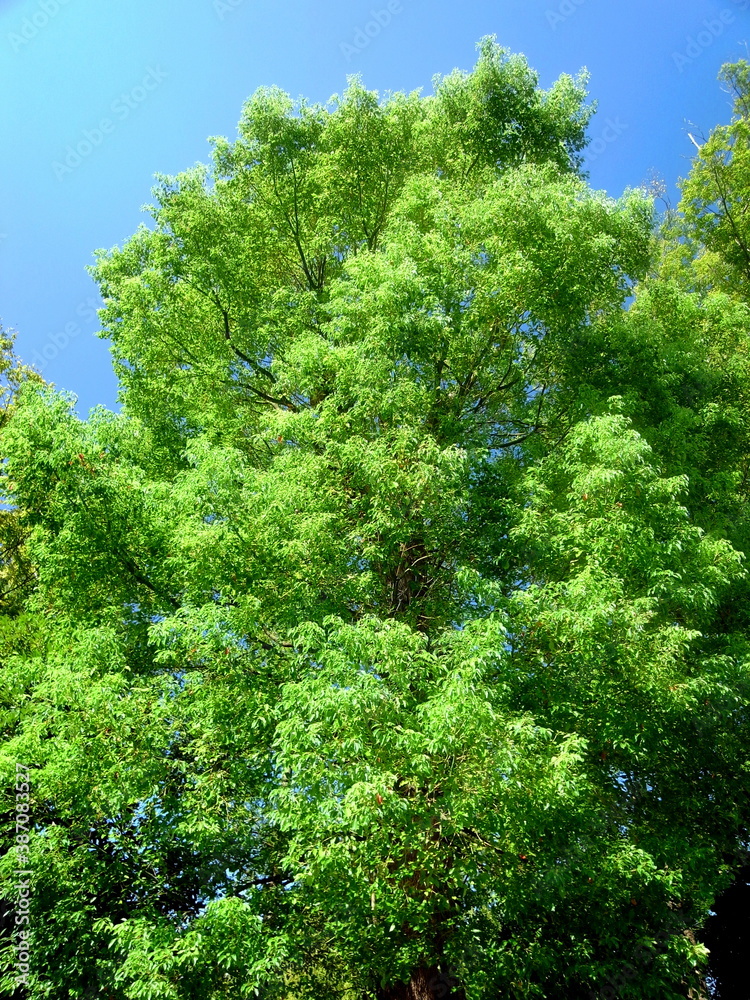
<box><xmin>2</xmin><ymin>39</ymin><xmax>750</xmax><ymax>1000</ymax></box>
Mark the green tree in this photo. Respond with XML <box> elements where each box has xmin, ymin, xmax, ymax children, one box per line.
<box><xmin>665</xmin><ymin>59</ymin><xmax>750</xmax><ymax>300</ymax></box>
<box><xmin>0</xmin><ymin>327</ymin><xmax>42</xmax><ymax>618</ymax></box>
<box><xmin>653</xmin><ymin>59</ymin><xmax>750</xmax><ymax>998</ymax></box>
<box><xmin>0</xmin><ymin>328</ymin><xmax>45</xmax><ymax>1000</ymax></box>
<box><xmin>1</xmin><ymin>41</ymin><xmax>749</xmax><ymax>1000</ymax></box>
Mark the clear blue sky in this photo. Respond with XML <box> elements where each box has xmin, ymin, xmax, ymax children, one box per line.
<box><xmin>1</xmin><ymin>0</ymin><xmax>748</xmax><ymax>415</ymax></box>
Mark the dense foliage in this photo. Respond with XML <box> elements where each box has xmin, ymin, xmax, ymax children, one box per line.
<box><xmin>2</xmin><ymin>39</ymin><xmax>750</xmax><ymax>1000</ymax></box>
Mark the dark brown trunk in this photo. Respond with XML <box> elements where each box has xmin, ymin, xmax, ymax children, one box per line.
<box><xmin>375</xmin><ymin>965</ymin><xmax>464</xmax><ymax>1000</ymax></box>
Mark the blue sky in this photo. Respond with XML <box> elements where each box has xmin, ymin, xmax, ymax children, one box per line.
<box><xmin>1</xmin><ymin>0</ymin><xmax>748</xmax><ymax>415</ymax></box>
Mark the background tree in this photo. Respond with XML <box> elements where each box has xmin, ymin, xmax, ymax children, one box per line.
<box><xmin>1</xmin><ymin>41</ymin><xmax>749</xmax><ymax>1000</ymax></box>
<box><xmin>0</xmin><ymin>329</ymin><xmax>44</xmax><ymax>1000</ymax></box>
<box><xmin>659</xmin><ymin>59</ymin><xmax>750</xmax><ymax>999</ymax></box>
<box><xmin>0</xmin><ymin>328</ymin><xmax>41</xmax><ymax>618</ymax></box>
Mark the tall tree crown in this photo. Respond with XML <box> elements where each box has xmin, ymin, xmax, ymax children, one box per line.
<box><xmin>1</xmin><ymin>45</ymin><xmax>749</xmax><ymax>1000</ymax></box>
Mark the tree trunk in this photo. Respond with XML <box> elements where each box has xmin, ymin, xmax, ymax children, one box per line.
<box><xmin>375</xmin><ymin>966</ymin><xmax>464</xmax><ymax>1000</ymax></box>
